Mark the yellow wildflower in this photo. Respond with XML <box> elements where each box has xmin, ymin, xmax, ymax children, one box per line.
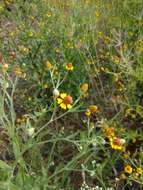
<box><xmin>89</xmin><ymin>105</ymin><xmax>98</xmax><ymax>113</ymax></box>
<box><xmin>110</xmin><ymin>137</ymin><xmax>124</xmax><ymax>150</ymax></box>
<box><xmin>66</xmin><ymin>63</ymin><xmax>74</xmax><ymax>71</ymax></box>
<box><xmin>14</xmin><ymin>66</ymin><xmax>22</xmax><ymax>76</ymax></box>
<box><xmin>85</xmin><ymin>105</ymin><xmax>98</xmax><ymax>116</ymax></box>
<box><xmin>85</xmin><ymin>109</ymin><xmax>91</xmax><ymax>116</ymax></box>
<box><xmin>57</xmin><ymin>93</ymin><xmax>73</xmax><ymax>110</ymax></box>
<box><xmin>124</xmin><ymin>165</ymin><xmax>133</xmax><ymax>174</ymax></box>
<box><xmin>136</xmin><ymin>167</ymin><xmax>143</xmax><ymax>175</ymax></box>
<box><xmin>20</xmin><ymin>47</ymin><xmax>29</xmax><ymax>54</ymax></box>
<box><xmin>80</xmin><ymin>83</ymin><xmax>88</xmax><ymax>93</ymax></box>
<box><xmin>104</xmin><ymin>127</ymin><xmax>115</xmax><ymax>139</ymax></box>
<box><xmin>44</xmin><ymin>61</ymin><xmax>53</xmax><ymax>70</ymax></box>
<box><xmin>46</xmin><ymin>12</ymin><xmax>52</xmax><ymax>17</ymax></box>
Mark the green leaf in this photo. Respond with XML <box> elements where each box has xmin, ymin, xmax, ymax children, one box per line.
<box><xmin>0</xmin><ymin>160</ymin><xmax>11</xmax><ymax>170</ymax></box>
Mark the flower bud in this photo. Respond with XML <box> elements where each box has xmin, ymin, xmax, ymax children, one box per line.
<box><xmin>53</xmin><ymin>88</ymin><xmax>60</xmax><ymax>97</ymax></box>
<box><xmin>27</xmin><ymin>128</ymin><xmax>35</xmax><ymax>136</ymax></box>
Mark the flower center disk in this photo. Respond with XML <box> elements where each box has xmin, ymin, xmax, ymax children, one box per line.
<box><xmin>63</xmin><ymin>96</ymin><xmax>73</xmax><ymax>105</ymax></box>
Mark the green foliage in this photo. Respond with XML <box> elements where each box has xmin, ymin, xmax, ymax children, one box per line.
<box><xmin>0</xmin><ymin>0</ymin><xmax>143</xmax><ymax>189</ymax></box>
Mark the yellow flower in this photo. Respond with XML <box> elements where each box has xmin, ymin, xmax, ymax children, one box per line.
<box><xmin>46</xmin><ymin>12</ymin><xmax>52</xmax><ymax>17</ymax></box>
<box><xmin>44</xmin><ymin>61</ymin><xmax>53</xmax><ymax>70</ymax></box>
<box><xmin>124</xmin><ymin>165</ymin><xmax>133</xmax><ymax>174</ymax></box>
<box><xmin>28</xmin><ymin>31</ymin><xmax>34</xmax><ymax>37</ymax></box>
<box><xmin>57</xmin><ymin>93</ymin><xmax>73</xmax><ymax>110</ymax></box>
<box><xmin>80</xmin><ymin>83</ymin><xmax>88</xmax><ymax>93</ymax></box>
<box><xmin>14</xmin><ymin>66</ymin><xmax>22</xmax><ymax>76</ymax></box>
<box><xmin>89</xmin><ymin>105</ymin><xmax>98</xmax><ymax>113</ymax></box>
<box><xmin>20</xmin><ymin>47</ymin><xmax>29</xmax><ymax>54</ymax></box>
<box><xmin>104</xmin><ymin>127</ymin><xmax>115</xmax><ymax>138</ymax></box>
<box><xmin>110</xmin><ymin>137</ymin><xmax>124</xmax><ymax>150</ymax></box>
<box><xmin>85</xmin><ymin>105</ymin><xmax>98</xmax><ymax>116</ymax></box>
<box><xmin>65</xmin><ymin>63</ymin><xmax>74</xmax><ymax>71</ymax></box>
<box><xmin>85</xmin><ymin>109</ymin><xmax>91</xmax><ymax>116</ymax></box>
<box><xmin>136</xmin><ymin>167</ymin><xmax>143</xmax><ymax>175</ymax></box>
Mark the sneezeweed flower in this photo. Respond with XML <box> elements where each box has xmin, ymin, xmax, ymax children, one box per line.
<box><xmin>65</xmin><ymin>63</ymin><xmax>74</xmax><ymax>71</ymax></box>
<box><xmin>44</xmin><ymin>60</ymin><xmax>53</xmax><ymax>70</ymax></box>
<box><xmin>14</xmin><ymin>66</ymin><xmax>22</xmax><ymax>77</ymax></box>
<box><xmin>57</xmin><ymin>93</ymin><xmax>73</xmax><ymax>110</ymax></box>
<box><xmin>85</xmin><ymin>109</ymin><xmax>91</xmax><ymax>116</ymax></box>
<box><xmin>20</xmin><ymin>47</ymin><xmax>30</xmax><ymax>54</ymax></box>
<box><xmin>104</xmin><ymin>127</ymin><xmax>115</xmax><ymax>138</ymax></box>
<box><xmin>136</xmin><ymin>167</ymin><xmax>143</xmax><ymax>175</ymax></box>
<box><xmin>80</xmin><ymin>83</ymin><xmax>88</xmax><ymax>93</ymax></box>
<box><xmin>89</xmin><ymin>105</ymin><xmax>98</xmax><ymax>113</ymax></box>
<box><xmin>46</xmin><ymin>12</ymin><xmax>52</xmax><ymax>17</ymax></box>
<box><xmin>110</xmin><ymin>137</ymin><xmax>125</xmax><ymax>150</ymax></box>
<box><xmin>80</xmin><ymin>83</ymin><xmax>89</xmax><ymax>98</ymax></box>
<box><xmin>124</xmin><ymin>165</ymin><xmax>133</xmax><ymax>174</ymax></box>
<box><xmin>85</xmin><ymin>105</ymin><xmax>98</xmax><ymax>116</ymax></box>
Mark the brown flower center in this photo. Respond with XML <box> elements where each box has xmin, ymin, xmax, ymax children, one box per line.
<box><xmin>113</xmin><ymin>138</ymin><xmax>121</xmax><ymax>146</ymax></box>
<box><xmin>63</xmin><ymin>96</ymin><xmax>73</xmax><ymax>105</ymax></box>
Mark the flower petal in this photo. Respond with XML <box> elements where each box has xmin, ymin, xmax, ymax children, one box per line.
<box><xmin>60</xmin><ymin>103</ymin><xmax>67</xmax><ymax>110</ymax></box>
<box><xmin>60</xmin><ymin>93</ymin><xmax>67</xmax><ymax>99</ymax></box>
<box><xmin>67</xmin><ymin>104</ymin><xmax>72</xmax><ymax>109</ymax></box>
<box><xmin>57</xmin><ymin>98</ymin><xmax>63</xmax><ymax>104</ymax></box>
